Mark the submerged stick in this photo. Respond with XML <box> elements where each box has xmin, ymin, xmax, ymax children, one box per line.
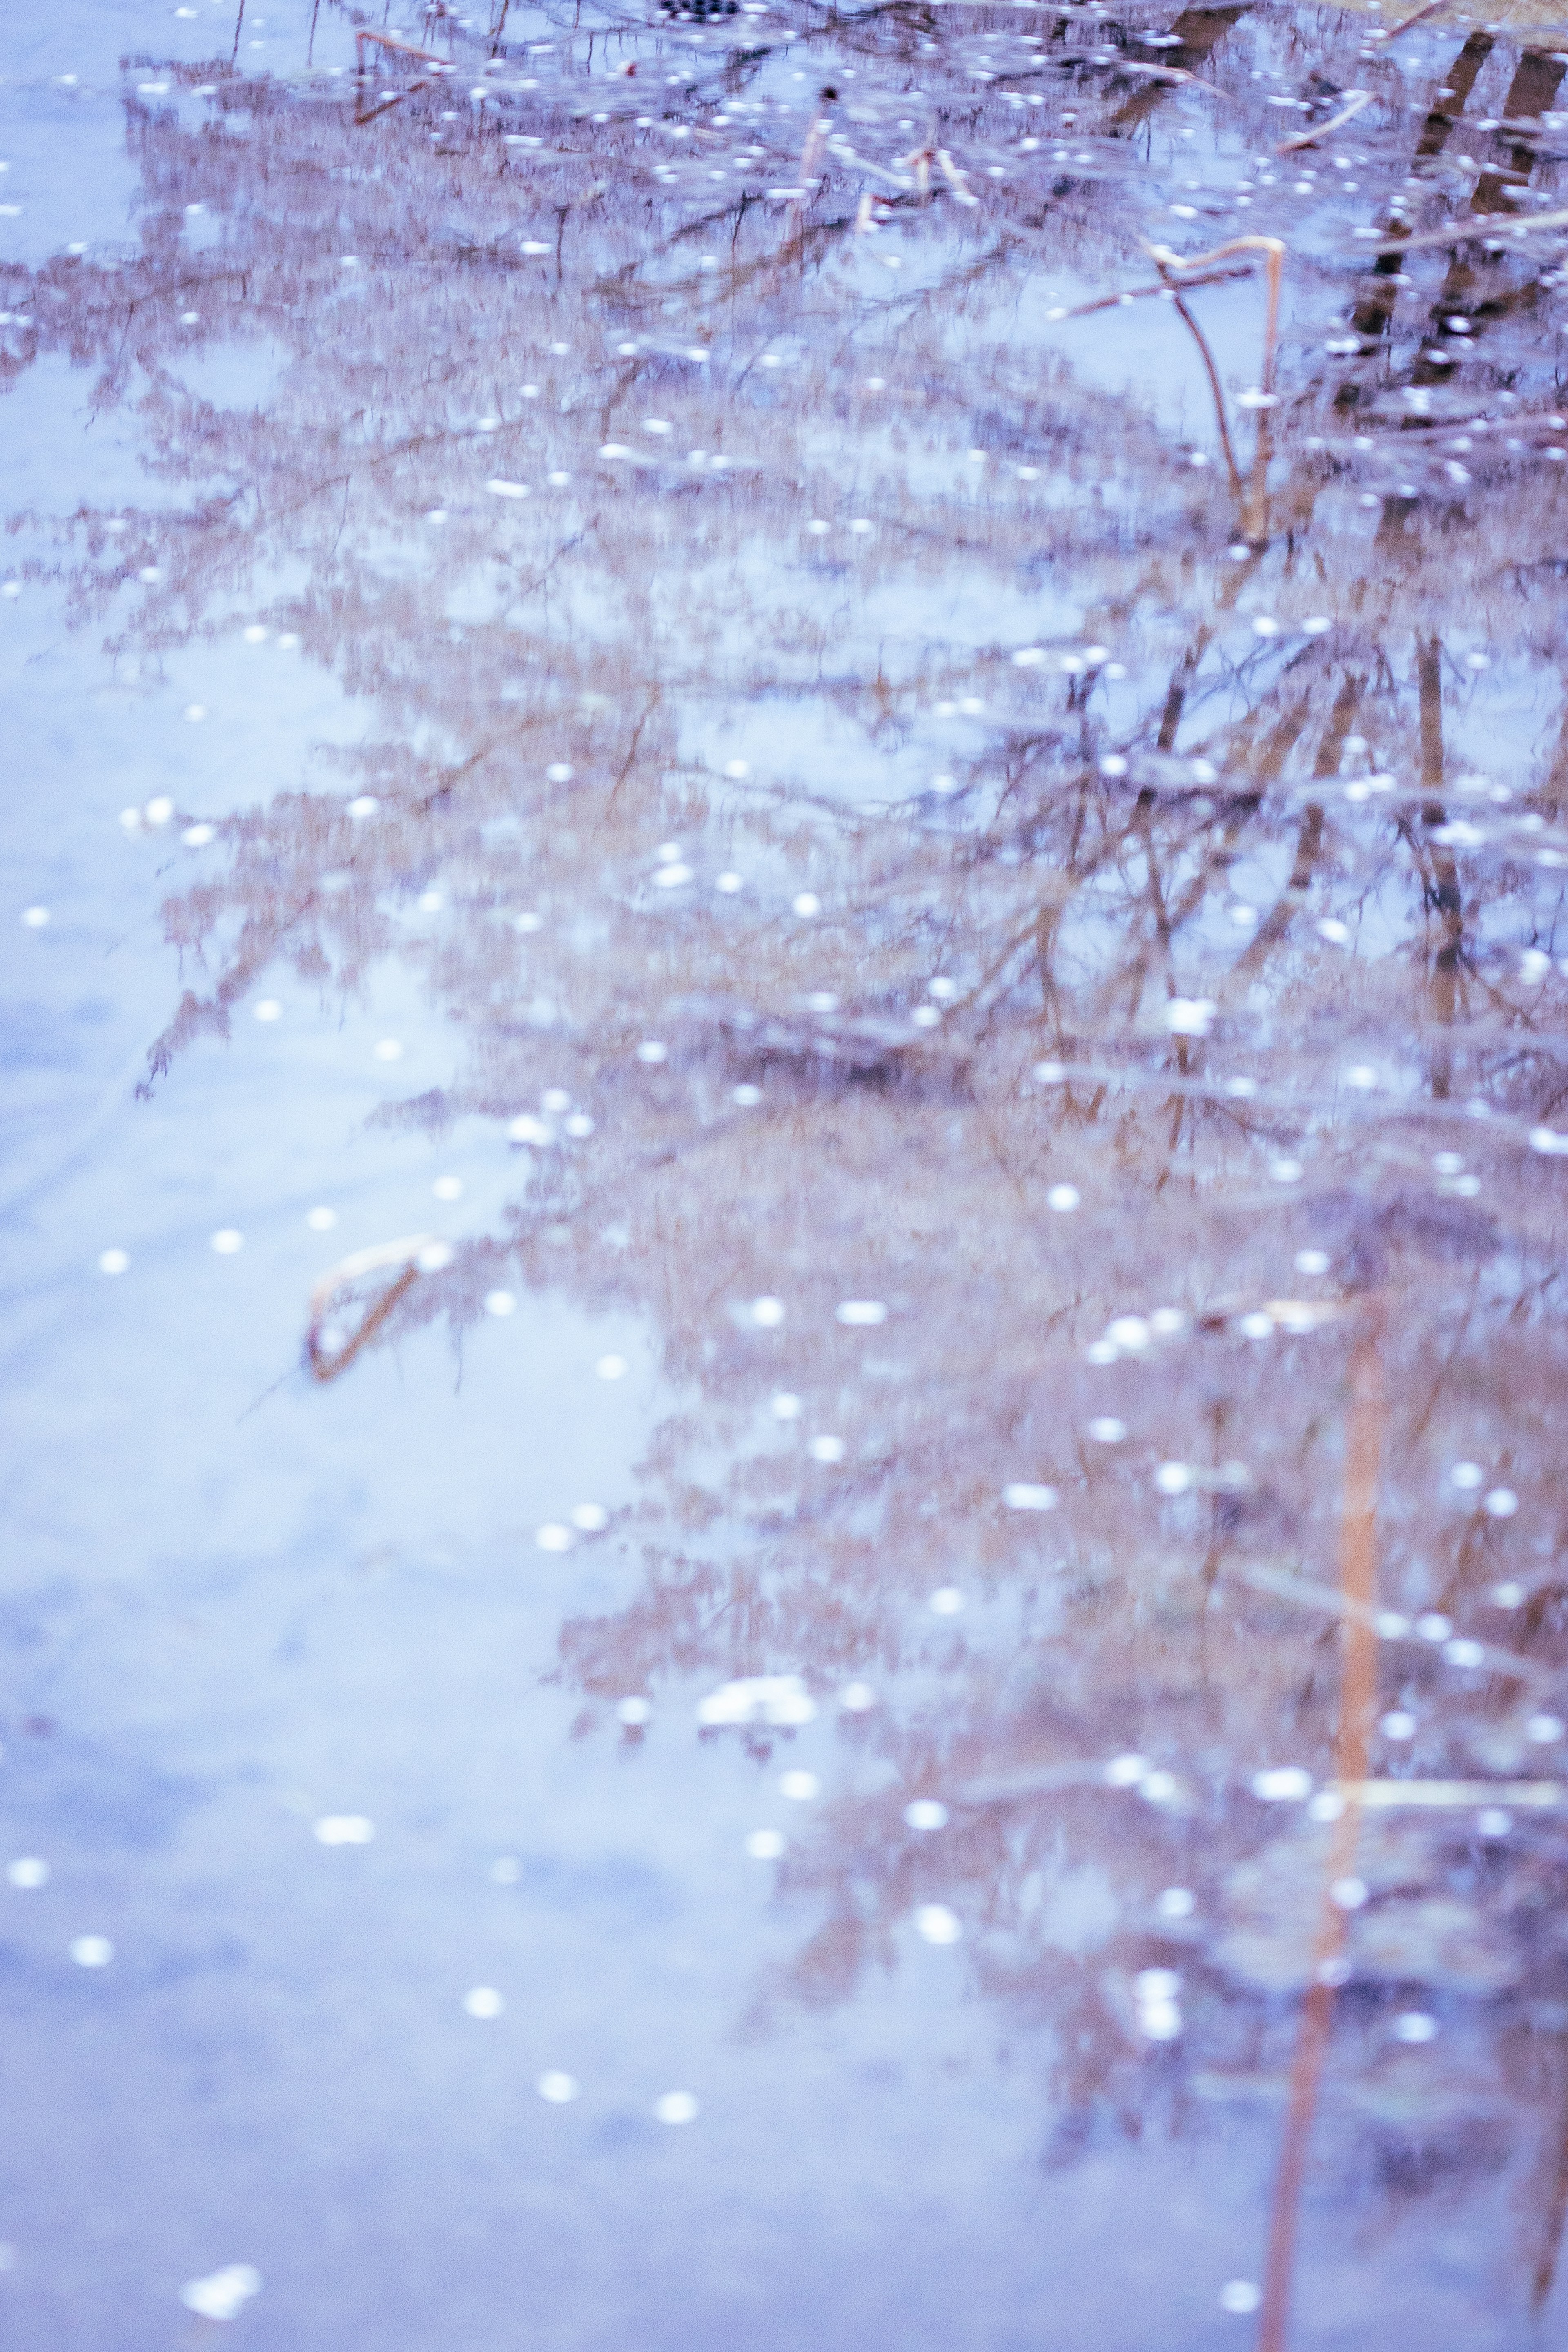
<box><xmin>1279</xmin><ymin>89</ymin><xmax>1371</xmax><ymax>153</ymax></box>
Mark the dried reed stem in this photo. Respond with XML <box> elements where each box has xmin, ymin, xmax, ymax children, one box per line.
<box><xmin>1256</xmin><ymin>1302</ymin><xmax>1386</xmax><ymax>2352</ymax></box>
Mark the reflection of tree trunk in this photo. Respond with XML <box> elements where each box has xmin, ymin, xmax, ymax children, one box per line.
<box><xmin>1532</xmin><ymin>2064</ymin><xmax>1568</xmax><ymax>2313</ymax></box>
<box><xmin>1418</xmin><ymin>636</ymin><xmax>1465</xmax><ymax>1096</ymax></box>
<box><xmin>1258</xmin><ymin>1304</ymin><xmax>1386</xmax><ymax>2352</ymax></box>
<box><xmin>1229</xmin><ymin>673</ymin><xmax>1358</xmax><ymax>978</ymax></box>
<box><xmin>1409</xmin><ymin>49</ymin><xmax>1566</xmax><ymax>387</ymax></box>
<box><xmin>1108</xmin><ymin>5</ymin><xmax>1250</xmax><ymax>135</ymax></box>
<box><xmin>1472</xmin><ymin>50</ymin><xmax>1565</xmax><ymax>216</ymax></box>
<box><xmin>1345</xmin><ymin>34</ymin><xmax>1492</xmax><ymax>366</ymax></box>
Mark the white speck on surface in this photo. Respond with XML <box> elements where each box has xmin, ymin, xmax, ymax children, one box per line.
<box><xmin>537</xmin><ymin>2071</ymin><xmax>579</xmax><ymax>2103</ymax></box>
<box><xmin>929</xmin><ymin>1587</ymin><xmax>965</xmax><ymax>1616</ymax></box>
<box><xmin>1252</xmin><ymin>1766</ymin><xmax>1312</xmax><ymax>1802</ymax></box>
<box><xmin>8</xmin><ymin>1858</ymin><xmax>49</xmax><ymax>1889</ymax></box>
<box><xmin>69</xmin><ymin>1936</ymin><xmax>113</xmax><ymax>1967</ymax></box>
<box><xmin>744</xmin><ymin>1829</ymin><xmax>786</xmax><ymax>1859</ymax></box>
<box><xmin>98</xmin><ymin>1249</ymin><xmax>129</xmax><ymax>1276</ymax></box>
<box><xmin>209</xmin><ymin>1229</ymin><xmax>244</xmax><ymax>1255</ymax></box>
<box><xmin>1003</xmin><ymin>1483</ymin><xmax>1057</xmax><ymax>1511</ymax></box>
<box><xmin>314</xmin><ymin>1815</ymin><xmax>374</xmax><ymax>1845</ymax></box>
<box><xmin>904</xmin><ymin>1800</ymin><xmax>949</xmax><ymax>1831</ymax></box>
<box><xmin>180</xmin><ymin>2266</ymin><xmax>263</xmax><ymax>2322</ymax></box>
<box><xmin>464</xmin><ymin>1987</ymin><xmax>505</xmax><ymax>2018</ymax></box>
<box><xmin>1220</xmin><ymin>2281</ymin><xmax>1262</xmax><ymax>2316</ymax></box>
<box><xmin>654</xmin><ymin>2091</ymin><xmax>699</xmax><ymax>2124</ymax></box>
<box><xmin>697</xmin><ymin>1675</ymin><xmax>816</xmax><ymax>1728</ymax></box>
<box><xmin>914</xmin><ymin>1904</ymin><xmax>962</xmax><ymax>1944</ymax></box>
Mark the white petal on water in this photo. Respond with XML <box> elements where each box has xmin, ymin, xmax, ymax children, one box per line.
<box><xmin>432</xmin><ymin>1176</ymin><xmax>463</xmax><ymax>1201</ymax></box>
<box><xmin>1380</xmin><ymin>1711</ymin><xmax>1417</xmax><ymax>1740</ymax></box>
<box><xmin>840</xmin><ymin>1682</ymin><xmax>878</xmax><ymax>1712</ymax></box>
<box><xmin>415</xmin><ymin>1244</ymin><xmax>453</xmax><ymax>1273</ymax></box>
<box><xmin>98</xmin><ymin>1249</ymin><xmax>129</xmax><ymax>1276</ymax></box>
<box><xmin>535</xmin><ymin>1524</ymin><xmax>575</xmax><ymax>1552</ymax></box>
<box><xmin>1483</xmin><ymin>1487</ymin><xmax>1518</xmax><ymax>1518</ymax></box>
<box><xmin>372</xmin><ymin>1040</ymin><xmax>405</xmax><ymax>1062</ymax></box>
<box><xmin>464</xmin><ymin>1986</ymin><xmax>504</xmax><ymax>2019</ymax></box>
<box><xmin>1219</xmin><ymin>2282</ymin><xmax>1262</xmax><ymax>2316</ymax></box>
<box><xmin>744</xmin><ymin>1829</ymin><xmax>786</xmax><ymax>1859</ymax></box>
<box><xmin>749</xmin><ymin>1296</ymin><xmax>785</xmax><ymax>1328</ymax></box>
<box><xmin>617</xmin><ymin>1697</ymin><xmax>653</xmax><ymax>1727</ymax></box>
<box><xmin>1527</xmin><ymin>1714</ymin><xmax>1566</xmax><ymax>1744</ymax></box>
<box><xmin>929</xmin><ymin>1587</ymin><xmax>965</xmax><ymax>1615</ymax></box>
<box><xmin>792</xmin><ymin>892</ymin><xmax>822</xmax><ymax>917</ymax></box>
<box><xmin>697</xmin><ymin>1675</ymin><xmax>816</xmax><ymax>1728</ymax></box>
<box><xmin>20</xmin><ymin>906</ymin><xmax>50</xmax><ymax>929</ymax></box>
<box><xmin>1165</xmin><ymin>998</ymin><xmax>1215</xmax><ymax>1037</ymax></box>
<box><xmin>636</xmin><ymin>1040</ymin><xmax>668</xmax><ymax>1065</ymax></box>
<box><xmin>253</xmin><ymin>998</ymin><xmax>281</xmax><ymax>1022</ymax></box>
<box><xmin>1088</xmin><ymin>1418</ymin><xmax>1126</xmax><ymax>1444</ymax></box>
<box><xmin>1295</xmin><ymin>1249</ymin><xmax>1330</xmax><ymax>1274</ymax></box>
<box><xmin>808</xmin><ymin>1435</ymin><xmax>846</xmax><ymax>1463</ymax></box>
<box><xmin>1105</xmin><ymin>1754</ymin><xmax>1150</xmax><ymax>1786</ymax></box>
<box><xmin>484</xmin><ymin>1290</ymin><xmax>517</xmax><ymax>1317</ymax></box>
<box><xmin>1393</xmin><ymin>2011</ymin><xmax>1439</xmax><ymax>2043</ymax></box>
<box><xmin>180</xmin><ymin>2267</ymin><xmax>263</xmax><ymax>2322</ymax></box>
<box><xmin>69</xmin><ymin>1936</ymin><xmax>113</xmax><ymax>1967</ymax></box>
<box><xmin>209</xmin><ymin>1229</ymin><xmax>244</xmax><ymax>1255</ymax></box>
<box><xmin>537</xmin><ymin>2071</ymin><xmax>579</xmax><ymax>2103</ymax></box>
<box><xmin>1046</xmin><ymin>1184</ymin><xmax>1080</xmax><ymax>1212</ymax></box>
<box><xmin>1330</xmin><ymin>1875</ymin><xmax>1369</xmax><ymax>1910</ymax></box>
<box><xmin>1450</xmin><ymin>1461</ymin><xmax>1484</xmax><ymax>1489</ymax></box>
<box><xmin>596</xmin><ymin>1354</ymin><xmax>628</xmax><ymax>1380</ymax></box>
<box><xmin>314</xmin><ymin>1815</ymin><xmax>374</xmax><ymax>1845</ymax></box>
<box><xmin>1156</xmin><ymin>1886</ymin><xmax>1195</xmax><ymax>1920</ymax></box>
<box><xmin>654</xmin><ymin>2091</ymin><xmax>699</xmax><ymax>2125</ymax></box>
<box><xmin>904</xmin><ymin>1800</ymin><xmax>949</xmax><ymax>1831</ymax></box>
<box><xmin>1154</xmin><ymin>1462</ymin><xmax>1192</xmax><ymax>1496</ymax></box>
<box><xmin>914</xmin><ymin>1904</ymin><xmax>962</xmax><ymax>1945</ymax></box>
<box><xmin>835</xmin><ymin>1299</ymin><xmax>886</xmax><ymax>1326</ymax></box>
<box><xmin>771</xmin><ymin>1392</ymin><xmax>802</xmax><ymax>1421</ymax></box>
<box><xmin>1415</xmin><ymin>1613</ymin><xmax>1452</xmax><ymax>1643</ymax></box>
<box><xmin>1002</xmin><ymin>1482</ymin><xmax>1057</xmax><ymax>1511</ymax></box>
<box><xmin>780</xmin><ymin>1771</ymin><xmax>820</xmax><ymax>1800</ymax></box>
<box><xmin>1252</xmin><ymin>1766</ymin><xmax>1313</xmax><ymax>1802</ymax></box>
<box><xmin>571</xmin><ymin>1504</ymin><xmax>608</xmax><ymax>1532</ymax></box>
<box><xmin>8</xmin><ymin>1858</ymin><xmax>49</xmax><ymax>1889</ymax></box>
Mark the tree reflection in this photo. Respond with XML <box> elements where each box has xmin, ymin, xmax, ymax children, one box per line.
<box><xmin>12</xmin><ymin>1</ymin><xmax>1568</xmax><ymax>2326</ymax></box>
